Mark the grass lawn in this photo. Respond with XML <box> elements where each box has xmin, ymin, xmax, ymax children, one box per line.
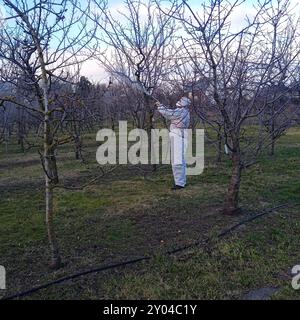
<box><xmin>0</xmin><ymin>127</ymin><xmax>300</xmax><ymax>300</ymax></box>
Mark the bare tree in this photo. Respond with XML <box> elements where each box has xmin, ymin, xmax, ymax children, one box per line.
<box><xmin>84</xmin><ymin>0</ymin><xmax>177</xmax><ymax>167</ymax></box>
<box><xmin>157</xmin><ymin>0</ymin><xmax>300</xmax><ymax>214</ymax></box>
<box><xmin>0</xmin><ymin>0</ymin><xmax>100</xmax><ymax>268</ymax></box>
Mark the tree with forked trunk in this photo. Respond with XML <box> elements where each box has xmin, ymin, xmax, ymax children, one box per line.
<box><xmin>0</xmin><ymin>0</ymin><xmax>100</xmax><ymax>268</ymax></box>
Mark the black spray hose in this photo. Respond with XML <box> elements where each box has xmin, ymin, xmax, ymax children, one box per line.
<box><xmin>2</xmin><ymin>202</ymin><xmax>300</xmax><ymax>300</ymax></box>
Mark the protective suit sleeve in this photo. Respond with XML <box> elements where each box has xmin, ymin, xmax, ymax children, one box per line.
<box><xmin>157</xmin><ymin>105</ymin><xmax>183</xmax><ymax>120</ymax></box>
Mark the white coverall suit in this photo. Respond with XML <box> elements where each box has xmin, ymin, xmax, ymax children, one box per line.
<box><xmin>157</xmin><ymin>98</ymin><xmax>191</xmax><ymax>187</ymax></box>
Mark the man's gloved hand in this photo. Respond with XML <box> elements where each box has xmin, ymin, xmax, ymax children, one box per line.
<box><xmin>154</xmin><ymin>101</ymin><xmax>161</xmax><ymax>108</ymax></box>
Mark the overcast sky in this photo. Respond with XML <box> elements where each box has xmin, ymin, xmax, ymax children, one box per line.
<box><xmin>3</xmin><ymin>0</ymin><xmax>298</xmax><ymax>82</ymax></box>
<box><xmin>80</xmin><ymin>0</ymin><xmax>300</xmax><ymax>82</ymax></box>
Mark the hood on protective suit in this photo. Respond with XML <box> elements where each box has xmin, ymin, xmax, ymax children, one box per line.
<box><xmin>176</xmin><ymin>97</ymin><xmax>191</xmax><ymax>108</ymax></box>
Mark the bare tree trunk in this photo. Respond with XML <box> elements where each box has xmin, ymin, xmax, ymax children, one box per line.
<box><xmin>145</xmin><ymin>95</ymin><xmax>157</xmax><ymax>171</ymax></box>
<box><xmin>44</xmin><ymin>112</ymin><xmax>61</xmax><ymax>269</ymax></box>
<box><xmin>74</xmin><ymin>136</ymin><xmax>83</xmax><ymax>161</ymax></box>
<box><xmin>223</xmin><ymin>151</ymin><xmax>242</xmax><ymax>215</ymax></box>
<box><xmin>270</xmin><ymin>134</ymin><xmax>275</xmax><ymax>156</ymax></box>
<box><xmin>4</xmin><ymin>110</ymin><xmax>9</xmax><ymax>154</ymax></box>
<box><xmin>216</xmin><ymin>128</ymin><xmax>222</xmax><ymax>163</ymax></box>
<box><xmin>17</xmin><ymin>114</ymin><xmax>25</xmax><ymax>153</ymax></box>
<box><xmin>45</xmin><ymin>180</ymin><xmax>61</xmax><ymax>269</ymax></box>
<box><xmin>72</xmin><ymin>115</ymin><xmax>83</xmax><ymax>161</ymax></box>
<box><xmin>269</xmin><ymin>112</ymin><xmax>275</xmax><ymax>156</ymax></box>
<box><xmin>39</xmin><ymin>48</ymin><xmax>61</xmax><ymax>268</ymax></box>
<box><xmin>111</xmin><ymin>116</ymin><xmax>115</xmax><ymax>131</ymax></box>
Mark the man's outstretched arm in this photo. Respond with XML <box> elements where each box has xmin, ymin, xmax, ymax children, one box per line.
<box><xmin>155</xmin><ymin>102</ymin><xmax>182</xmax><ymax>120</ymax></box>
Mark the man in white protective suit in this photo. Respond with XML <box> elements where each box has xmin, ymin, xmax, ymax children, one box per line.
<box><xmin>155</xmin><ymin>96</ymin><xmax>191</xmax><ymax>190</ymax></box>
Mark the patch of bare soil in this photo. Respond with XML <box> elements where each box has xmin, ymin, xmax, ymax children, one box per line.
<box><xmin>0</xmin><ymin>164</ymin><xmax>165</xmax><ymax>193</ymax></box>
<box><xmin>2</xmin><ymin>199</ymin><xmax>246</xmax><ymax>300</ymax></box>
